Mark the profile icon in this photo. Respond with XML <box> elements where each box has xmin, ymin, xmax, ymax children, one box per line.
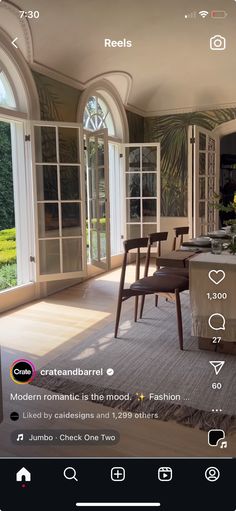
<box><xmin>205</xmin><ymin>467</ymin><xmax>220</xmax><ymax>482</ymax></box>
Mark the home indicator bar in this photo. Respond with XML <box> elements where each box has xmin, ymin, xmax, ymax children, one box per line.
<box><xmin>75</xmin><ymin>504</ymin><xmax>161</xmax><ymax>508</ymax></box>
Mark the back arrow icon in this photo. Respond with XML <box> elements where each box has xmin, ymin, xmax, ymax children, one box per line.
<box><xmin>12</xmin><ymin>37</ymin><xmax>18</xmax><ymax>48</ymax></box>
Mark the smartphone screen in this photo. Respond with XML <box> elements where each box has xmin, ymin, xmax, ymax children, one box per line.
<box><xmin>0</xmin><ymin>1</ymin><xmax>235</xmax><ymax>509</ymax></box>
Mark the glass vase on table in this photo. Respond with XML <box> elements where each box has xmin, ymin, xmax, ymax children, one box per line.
<box><xmin>211</xmin><ymin>239</ymin><xmax>223</xmax><ymax>255</ymax></box>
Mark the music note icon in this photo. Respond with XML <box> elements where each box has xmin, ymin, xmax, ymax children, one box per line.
<box><xmin>220</xmin><ymin>441</ymin><xmax>227</xmax><ymax>448</ymax></box>
<box><xmin>16</xmin><ymin>433</ymin><xmax>24</xmax><ymax>442</ymax></box>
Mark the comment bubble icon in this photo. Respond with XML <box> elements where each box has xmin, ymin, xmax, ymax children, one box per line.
<box><xmin>208</xmin><ymin>313</ymin><xmax>225</xmax><ymax>331</ymax></box>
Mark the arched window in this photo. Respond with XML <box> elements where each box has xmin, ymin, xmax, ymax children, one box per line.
<box><xmin>79</xmin><ymin>86</ymin><xmax>128</xmax><ymax>260</ymax></box>
<box><xmin>83</xmin><ymin>95</ymin><xmax>115</xmax><ymax>136</ymax></box>
<box><xmin>0</xmin><ymin>70</ymin><xmax>16</xmax><ymax>108</ymax></box>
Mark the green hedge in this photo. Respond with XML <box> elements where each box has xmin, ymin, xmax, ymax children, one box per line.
<box><xmin>0</xmin><ymin>228</ymin><xmax>16</xmax><ymax>268</ymax></box>
<box><xmin>0</xmin><ymin>263</ymin><xmax>17</xmax><ymax>290</ymax></box>
<box><xmin>86</xmin><ymin>218</ymin><xmax>106</xmax><ymax>225</ymax></box>
<box><xmin>0</xmin><ymin>228</ymin><xmax>16</xmax><ymax>241</ymax></box>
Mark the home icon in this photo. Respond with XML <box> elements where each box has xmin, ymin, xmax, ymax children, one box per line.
<box><xmin>16</xmin><ymin>467</ymin><xmax>31</xmax><ymax>482</ymax></box>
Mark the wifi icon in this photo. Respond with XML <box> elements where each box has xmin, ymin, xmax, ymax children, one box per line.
<box><xmin>199</xmin><ymin>10</ymin><xmax>209</xmax><ymax>18</ymax></box>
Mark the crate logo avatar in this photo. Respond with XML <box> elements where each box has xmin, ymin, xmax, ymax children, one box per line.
<box><xmin>10</xmin><ymin>359</ymin><xmax>36</xmax><ymax>384</ymax></box>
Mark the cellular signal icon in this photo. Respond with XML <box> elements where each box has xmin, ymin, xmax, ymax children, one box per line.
<box><xmin>199</xmin><ymin>10</ymin><xmax>209</xmax><ymax>18</ymax></box>
<box><xmin>184</xmin><ymin>11</ymin><xmax>197</xmax><ymax>19</ymax></box>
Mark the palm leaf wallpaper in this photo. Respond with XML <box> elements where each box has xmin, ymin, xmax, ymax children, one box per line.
<box><xmin>33</xmin><ymin>72</ymin><xmax>81</xmax><ymax>122</ymax></box>
<box><xmin>145</xmin><ymin>108</ymin><xmax>236</xmax><ymax>216</ymax></box>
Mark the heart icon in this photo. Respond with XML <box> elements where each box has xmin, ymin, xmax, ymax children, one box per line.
<box><xmin>208</xmin><ymin>270</ymin><xmax>225</xmax><ymax>285</ymax></box>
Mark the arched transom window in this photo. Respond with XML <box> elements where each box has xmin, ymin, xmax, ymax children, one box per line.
<box><xmin>83</xmin><ymin>95</ymin><xmax>115</xmax><ymax>136</ymax></box>
<box><xmin>0</xmin><ymin>70</ymin><xmax>16</xmax><ymax>108</ymax></box>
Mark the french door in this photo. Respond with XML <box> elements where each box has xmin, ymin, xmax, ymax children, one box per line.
<box><xmin>188</xmin><ymin>126</ymin><xmax>219</xmax><ymax>237</ymax></box>
<box><xmin>84</xmin><ymin>129</ymin><xmax>110</xmax><ymax>270</ymax></box>
<box><xmin>32</xmin><ymin>122</ymin><xmax>87</xmax><ymax>281</ymax></box>
<box><xmin>32</xmin><ymin>122</ymin><xmax>111</xmax><ymax>282</ymax></box>
<box><xmin>123</xmin><ymin>143</ymin><xmax>161</xmax><ymax>239</ymax></box>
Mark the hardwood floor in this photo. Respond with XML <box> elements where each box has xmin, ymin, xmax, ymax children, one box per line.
<box><xmin>0</xmin><ymin>265</ymin><xmax>235</xmax><ymax>457</ymax></box>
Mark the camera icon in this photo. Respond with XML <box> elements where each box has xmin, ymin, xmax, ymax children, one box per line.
<box><xmin>210</xmin><ymin>34</ymin><xmax>226</xmax><ymax>51</ymax></box>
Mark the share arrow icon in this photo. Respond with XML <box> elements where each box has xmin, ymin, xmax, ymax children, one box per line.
<box><xmin>209</xmin><ymin>361</ymin><xmax>225</xmax><ymax>375</ymax></box>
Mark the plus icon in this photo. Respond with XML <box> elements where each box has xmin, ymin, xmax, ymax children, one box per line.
<box><xmin>111</xmin><ymin>467</ymin><xmax>126</xmax><ymax>482</ymax></box>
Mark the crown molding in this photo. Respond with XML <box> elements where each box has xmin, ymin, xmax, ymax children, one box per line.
<box><xmin>127</xmin><ymin>101</ymin><xmax>236</xmax><ymax>118</ymax></box>
<box><xmin>84</xmin><ymin>71</ymin><xmax>132</xmax><ymax>106</ymax></box>
<box><xmin>125</xmin><ymin>104</ymin><xmax>147</xmax><ymax>116</ymax></box>
<box><xmin>30</xmin><ymin>63</ymin><xmax>133</xmax><ymax>106</ymax></box>
<box><xmin>30</xmin><ymin>61</ymin><xmax>85</xmax><ymax>90</ymax></box>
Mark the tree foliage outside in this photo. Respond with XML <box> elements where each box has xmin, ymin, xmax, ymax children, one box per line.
<box><xmin>0</xmin><ymin>122</ymin><xmax>16</xmax><ymax>289</ymax></box>
<box><xmin>0</xmin><ymin>228</ymin><xmax>17</xmax><ymax>289</ymax></box>
<box><xmin>0</xmin><ymin>121</ymin><xmax>14</xmax><ymax>230</ymax></box>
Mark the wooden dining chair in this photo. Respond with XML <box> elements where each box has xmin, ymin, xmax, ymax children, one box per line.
<box><xmin>172</xmin><ymin>226</ymin><xmax>189</xmax><ymax>251</ymax></box>
<box><xmin>114</xmin><ymin>237</ymin><xmax>149</xmax><ymax>339</ymax></box>
<box><xmin>139</xmin><ymin>231</ymin><xmax>168</xmax><ymax>318</ymax></box>
<box><xmin>140</xmin><ymin>231</ymin><xmax>190</xmax><ymax>316</ymax></box>
<box><xmin>114</xmin><ymin>237</ymin><xmax>189</xmax><ymax>349</ymax></box>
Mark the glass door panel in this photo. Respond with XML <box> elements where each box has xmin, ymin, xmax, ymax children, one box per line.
<box><xmin>123</xmin><ymin>144</ymin><xmax>160</xmax><ymax>239</ymax></box>
<box><xmin>190</xmin><ymin>126</ymin><xmax>219</xmax><ymax>237</ymax></box>
<box><xmin>32</xmin><ymin>122</ymin><xmax>87</xmax><ymax>281</ymax></box>
<box><xmin>85</xmin><ymin>129</ymin><xmax>110</xmax><ymax>270</ymax></box>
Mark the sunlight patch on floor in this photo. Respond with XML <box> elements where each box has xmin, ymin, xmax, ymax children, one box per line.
<box><xmin>0</xmin><ymin>299</ymin><xmax>111</xmax><ymax>356</ymax></box>
<box><xmin>95</xmin><ymin>263</ymin><xmax>156</xmax><ymax>285</ymax></box>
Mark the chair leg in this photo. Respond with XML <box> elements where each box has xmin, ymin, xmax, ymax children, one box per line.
<box><xmin>175</xmin><ymin>289</ymin><xmax>183</xmax><ymax>350</ymax></box>
<box><xmin>114</xmin><ymin>296</ymin><xmax>123</xmax><ymax>338</ymax></box>
<box><xmin>139</xmin><ymin>295</ymin><xmax>145</xmax><ymax>319</ymax></box>
<box><xmin>134</xmin><ymin>296</ymin><xmax>139</xmax><ymax>322</ymax></box>
<box><xmin>155</xmin><ymin>294</ymin><xmax>159</xmax><ymax>307</ymax></box>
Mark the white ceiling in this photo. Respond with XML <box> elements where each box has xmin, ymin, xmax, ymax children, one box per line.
<box><xmin>2</xmin><ymin>0</ymin><xmax>236</xmax><ymax>114</ymax></box>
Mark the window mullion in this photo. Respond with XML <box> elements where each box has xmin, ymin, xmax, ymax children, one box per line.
<box><xmin>55</xmin><ymin>126</ymin><xmax>63</xmax><ymax>273</ymax></box>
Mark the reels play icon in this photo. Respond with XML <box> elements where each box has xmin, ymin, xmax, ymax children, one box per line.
<box><xmin>10</xmin><ymin>359</ymin><xmax>36</xmax><ymax>384</ymax></box>
<box><xmin>158</xmin><ymin>467</ymin><xmax>173</xmax><ymax>481</ymax></box>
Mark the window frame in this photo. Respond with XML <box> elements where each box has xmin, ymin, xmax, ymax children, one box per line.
<box><xmin>0</xmin><ymin>116</ymin><xmax>35</xmax><ymax>290</ymax></box>
<box><xmin>0</xmin><ymin>69</ymin><xmax>17</xmax><ymax>109</ymax></box>
<box><xmin>122</xmin><ymin>143</ymin><xmax>161</xmax><ymax>240</ymax></box>
<box><xmin>83</xmin><ymin>94</ymin><xmax>116</xmax><ymax>137</ymax></box>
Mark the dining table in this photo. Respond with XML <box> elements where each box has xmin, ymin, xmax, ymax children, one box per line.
<box><xmin>181</xmin><ymin>230</ymin><xmax>231</xmax><ymax>251</ymax></box>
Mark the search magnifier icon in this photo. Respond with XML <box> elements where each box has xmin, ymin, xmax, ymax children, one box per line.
<box><xmin>63</xmin><ymin>466</ymin><xmax>78</xmax><ymax>482</ymax></box>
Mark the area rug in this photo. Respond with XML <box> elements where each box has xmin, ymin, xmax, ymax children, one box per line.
<box><xmin>32</xmin><ymin>293</ymin><xmax>236</xmax><ymax>433</ymax></box>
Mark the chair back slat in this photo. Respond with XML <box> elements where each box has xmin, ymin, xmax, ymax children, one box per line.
<box><xmin>172</xmin><ymin>226</ymin><xmax>189</xmax><ymax>251</ymax></box>
<box><xmin>124</xmin><ymin>237</ymin><xmax>149</xmax><ymax>252</ymax></box>
<box><xmin>149</xmin><ymin>232</ymin><xmax>168</xmax><ymax>244</ymax></box>
<box><xmin>175</xmin><ymin>226</ymin><xmax>189</xmax><ymax>236</ymax></box>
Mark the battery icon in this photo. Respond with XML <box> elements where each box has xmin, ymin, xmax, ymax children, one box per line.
<box><xmin>211</xmin><ymin>10</ymin><xmax>228</xmax><ymax>19</ymax></box>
